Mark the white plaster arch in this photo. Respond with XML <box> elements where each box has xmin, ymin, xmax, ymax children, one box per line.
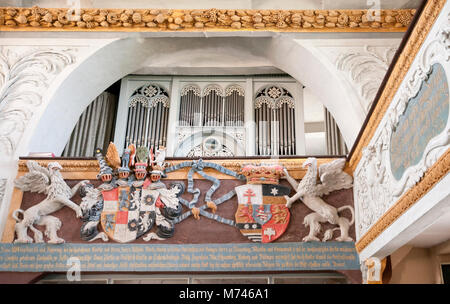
<box><xmin>26</xmin><ymin>36</ymin><xmax>364</xmax><ymax>155</ymax></box>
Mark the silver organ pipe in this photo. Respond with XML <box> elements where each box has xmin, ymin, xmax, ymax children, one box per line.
<box><xmin>180</xmin><ymin>86</ymin><xmax>201</xmax><ymax>127</ymax></box>
<box><xmin>255</xmin><ymin>86</ymin><xmax>296</xmax><ymax>156</ymax></box>
<box><xmin>224</xmin><ymin>90</ymin><xmax>244</xmax><ymax>126</ymax></box>
<box><xmin>125</xmin><ymin>84</ymin><xmax>170</xmax><ymax>152</ymax></box>
<box><xmin>292</xmin><ymin>106</ymin><xmax>296</xmax><ymax>154</ymax></box>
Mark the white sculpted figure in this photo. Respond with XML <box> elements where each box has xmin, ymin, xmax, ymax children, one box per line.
<box><xmin>13</xmin><ymin>160</ymin><xmax>88</xmax><ymax>244</ymax></box>
<box><xmin>284</xmin><ymin>158</ymin><xmax>355</xmax><ymax>242</ymax></box>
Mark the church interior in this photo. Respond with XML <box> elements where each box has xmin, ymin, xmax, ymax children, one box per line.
<box><xmin>0</xmin><ymin>0</ymin><xmax>448</xmax><ymax>285</ymax></box>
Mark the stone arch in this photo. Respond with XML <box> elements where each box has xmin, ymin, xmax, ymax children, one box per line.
<box><xmin>25</xmin><ymin>36</ymin><xmax>364</xmax><ymax>156</ymax></box>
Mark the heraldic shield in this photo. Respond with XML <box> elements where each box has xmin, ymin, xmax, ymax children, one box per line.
<box><xmin>235</xmin><ymin>184</ymin><xmax>290</xmax><ymax>243</ymax></box>
<box><xmin>100</xmin><ymin>186</ymin><xmax>157</xmax><ymax>243</ymax></box>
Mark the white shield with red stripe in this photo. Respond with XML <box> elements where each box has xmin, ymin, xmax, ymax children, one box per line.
<box><xmin>100</xmin><ymin>186</ymin><xmax>156</xmax><ymax>243</ymax></box>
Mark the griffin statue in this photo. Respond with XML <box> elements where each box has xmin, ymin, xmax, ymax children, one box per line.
<box><xmin>13</xmin><ymin>160</ymin><xmax>88</xmax><ymax>244</ymax></box>
<box><xmin>283</xmin><ymin>157</ymin><xmax>355</xmax><ymax>242</ymax></box>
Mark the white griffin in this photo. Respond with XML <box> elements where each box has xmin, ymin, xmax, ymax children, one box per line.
<box><xmin>13</xmin><ymin>160</ymin><xmax>88</xmax><ymax>244</ymax></box>
<box><xmin>284</xmin><ymin>157</ymin><xmax>355</xmax><ymax>242</ymax></box>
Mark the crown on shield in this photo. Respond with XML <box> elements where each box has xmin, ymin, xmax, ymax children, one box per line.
<box><xmin>240</xmin><ymin>164</ymin><xmax>284</xmax><ymax>185</ymax></box>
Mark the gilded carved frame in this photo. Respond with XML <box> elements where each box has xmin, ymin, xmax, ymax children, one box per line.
<box><xmin>350</xmin><ymin>0</ymin><xmax>449</xmax><ymax>253</ymax></box>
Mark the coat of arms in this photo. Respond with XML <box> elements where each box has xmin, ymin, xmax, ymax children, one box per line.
<box><xmin>235</xmin><ymin>165</ymin><xmax>290</xmax><ymax>243</ymax></box>
<box><xmin>80</xmin><ymin>143</ymin><xmax>182</xmax><ymax>243</ymax></box>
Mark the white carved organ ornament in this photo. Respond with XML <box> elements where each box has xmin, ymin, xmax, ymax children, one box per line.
<box><xmin>179</xmin><ymin>84</ymin><xmax>245</xmax><ymax>127</ymax></box>
<box><xmin>255</xmin><ymin>85</ymin><xmax>296</xmax><ymax>156</ymax></box>
<box><xmin>178</xmin><ymin>84</ymin><xmax>245</xmax><ymax>157</ymax></box>
<box><xmin>125</xmin><ymin>84</ymin><xmax>170</xmax><ymax>151</ymax></box>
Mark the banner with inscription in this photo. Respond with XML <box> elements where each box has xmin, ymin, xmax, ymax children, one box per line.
<box><xmin>390</xmin><ymin>62</ymin><xmax>449</xmax><ymax>180</ymax></box>
<box><xmin>0</xmin><ymin>242</ymin><xmax>359</xmax><ymax>272</ymax></box>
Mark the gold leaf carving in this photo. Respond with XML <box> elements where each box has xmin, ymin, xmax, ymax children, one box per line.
<box><xmin>0</xmin><ymin>7</ymin><xmax>415</xmax><ymax>32</ymax></box>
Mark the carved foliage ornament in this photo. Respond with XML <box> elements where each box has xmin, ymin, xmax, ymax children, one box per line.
<box><xmin>0</xmin><ymin>7</ymin><xmax>415</xmax><ymax>32</ymax></box>
<box><xmin>0</xmin><ymin>178</ymin><xmax>6</xmax><ymax>208</ymax></box>
<box><xmin>129</xmin><ymin>83</ymin><xmax>170</xmax><ymax>108</ymax></box>
<box><xmin>203</xmin><ymin>84</ymin><xmax>224</xmax><ymax>97</ymax></box>
<box><xmin>180</xmin><ymin>84</ymin><xmax>201</xmax><ymax>97</ymax></box>
<box><xmin>348</xmin><ymin>0</ymin><xmax>446</xmax><ymax>172</ymax></box>
<box><xmin>0</xmin><ymin>47</ymin><xmax>76</xmax><ymax>156</ymax></box>
<box><xmin>254</xmin><ymin>85</ymin><xmax>295</xmax><ymax>109</ymax></box>
<box><xmin>335</xmin><ymin>46</ymin><xmax>397</xmax><ymax>112</ymax></box>
<box><xmin>225</xmin><ymin>84</ymin><xmax>245</xmax><ymax>97</ymax></box>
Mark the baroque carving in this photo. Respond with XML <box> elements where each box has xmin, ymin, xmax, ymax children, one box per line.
<box><xmin>354</xmin><ymin>135</ymin><xmax>393</xmax><ymax>236</ymax></box>
<box><xmin>186</xmin><ymin>144</ymin><xmax>234</xmax><ymax>157</ymax></box>
<box><xmin>254</xmin><ymin>85</ymin><xmax>295</xmax><ymax>109</ymax></box>
<box><xmin>180</xmin><ymin>84</ymin><xmax>201</xmax><ymax>97</ymax></box>
<box><xmin>354</xmin><ymin>3</ymin><xmax>450</xmax><ymax>248</ymax></box>
<box><xmin>225</xmin><ymin>84</ymin><xmax>245</xmax><ymax>97</ymax></box>
<box><xmin>365</xmin><ymin>257</ymin><xmax>387</xmax><ymax>284</ymax></box>
<box><xmin>203</xmin><ymin>84</ymin><xmax>224</xmax><ymax>97</ymax></box>
<box><xmin>336</xmin><ymin>46</ymin><xmax>397</xmax><ymax>112</ymax></box>
<box><xmin>284</xmin><ymin>158</ymin><xmax>354</xmax><ymax>242</ymax></box>
<box><xmin>349</xmin><ymin>0</ymin><xmax>446</xmax><ymax>172</ymax></box>
<box><xmin>0</xmin><ymin>7</ymin><xmax>415</xmax><ymax>32</ymax></box>
<box><xmin>0</xmin><ymin>47</ymin><xmax>76</xmax><ymax>156</ymax></box>
<box><xmin>129</xmin><ymin>83</ymin><xmax>170</xmax><ymax>108</ymax></box>
<box><xmin>356</xmin><ymin>149</ymin><xmax>450</xmax><ymax>252</ymax></box>
<box><xmin>13</xmin><ymin>160</ymin><xmax>88</xmax><ymax>244</ymax></box>
<box><xmin>0</xmin><ymin>178</ymin><xmax>6</xmax><ymax>208</ymax></box>
<box><xmin>17</xmin><ymin>157</ymin><xmax>347</xmax><ymax>180</ymax></box>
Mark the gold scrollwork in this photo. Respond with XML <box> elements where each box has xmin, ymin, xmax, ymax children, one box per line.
<box><xmin>0</xmin><ymin>7</ymin><xmax>415</xmax><ymax>32</ymax></box>
<box><xmin>356</xmin><ymin>148</ymin><xmax>450</xmax><ymax>253</ymax></box>
<box><xmin>348</xmin><ymin>0</ymin><xmax>445</xmax><ymax>173</ymax></box>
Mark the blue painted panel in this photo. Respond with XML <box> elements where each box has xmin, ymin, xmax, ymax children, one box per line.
<box><xmin>0</xmin><ymin>242</ymin><xmax>360</xmax><ymax>272</ymax></box>
<box><xmin>390</xmin><ymin>63</ymin><xmax>449</xmax><ymax>180</ymax></box>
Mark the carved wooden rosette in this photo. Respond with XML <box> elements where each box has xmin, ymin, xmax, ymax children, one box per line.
<box><xmin>0</xmin><ymin>7</ymin><xmax>415</xmax><ymax>32</ymax></box>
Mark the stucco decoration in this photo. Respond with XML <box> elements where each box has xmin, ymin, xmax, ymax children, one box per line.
<box><xmin>354</xmin><ymin>14</ymin><xmax>450</xmax><ymax>238</ymax></box>
<box><xmin>390</xmin><ymin>62</ymin><xmax>449</xmax><ymax>180</ymax></box>
<box><xmin>0</xmin><ymin>7</ymin><xmax>415</xmax><ymax>32</ymax></box>
<box><xmin>284</xmin><ymin>158</ymin><xmax>354</xmax><ymax>242</ymax></box>
<box><xmin>365</xmin><ymin>257</ymin><xmax>387</xmax><ymax>284</ymax></box>
<box><xmin>0</xmin><ymin>179</ymin><xmax>6</xmax><ymax>209</ymax></box>
<box><xmin>336</xmin><ymin>46</ymin><xmax>397</xmax><ymax>112</ymax></box>
<box><xmin>12</xmin><ymin>160</ymin><xmax>88</xmax><ymax>244</ymax></box>
<box><xmin>348</xmin><ymin>0</ymin><xmax>447</xmax><ymax>172</ymax></box>
<box><xmin>0</xmin><ymin>47</ymin><xmax>76</xmax><ymax>157</ymax></box>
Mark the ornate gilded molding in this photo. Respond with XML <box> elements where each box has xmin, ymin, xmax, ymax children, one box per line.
<box><xmin>355</xmin><ymin>148</ymin><xmax>450</xmax><ymax>253</ymax></box>
<box><xmin>17</xmin><ymin>157</ymin><xmax>351</xmax><ymax>179</ymax></box>
<box><xmin>0</xmin><ymin>7</ymin><xmax>415</xmax><ymax>32</ymax></box>
<box><xmin>348</xmin><ymin>0</ymin><xmax>446</xmax><ymax>172</ymax></box>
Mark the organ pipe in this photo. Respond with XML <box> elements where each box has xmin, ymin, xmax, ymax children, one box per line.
<box><xmin>126</xmin><ymin>84</ymin><xmax>170</xmax><ymax>152</ymax></box>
